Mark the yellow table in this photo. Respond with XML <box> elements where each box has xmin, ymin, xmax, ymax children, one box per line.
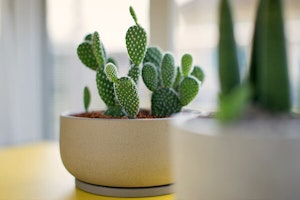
<box><xmin>0</xmin><ymin>142</ymin><xmax>174</xmax><ymax>200</ymax></box>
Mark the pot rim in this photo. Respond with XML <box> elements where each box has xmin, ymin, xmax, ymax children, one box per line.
<box><xmin>171</xmin><ymin>111</ymin><xmax>300</xmax><ymax>139</ymax></box>
<box><xmin>60</xmin><ymin>108</ymin><xmax>198</xmax><ymax>121</ymax></box>
<box><xmin>60</xmin><ymin>110</ymin><xmax>171</xmax><ymax>121</ymax></box>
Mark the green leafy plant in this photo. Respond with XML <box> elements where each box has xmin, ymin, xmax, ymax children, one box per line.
<box><xmin>217</xmin><ymin>0</ymin><xmax>291</xmax><ymax>121</ymax></box>
<box><xmin>76</xmin><ymin>6</ymin><xmax>204</xmax><ymax>118</ymax></box>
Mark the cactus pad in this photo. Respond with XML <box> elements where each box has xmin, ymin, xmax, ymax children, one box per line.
<box><xmin>106</xmin><ymin>57</ymin><xmax>117</xmax><ymax>66</ymax></box>
<box><xmin>191</xmin><ymin>65</ymin><xmax>205</xmax><ymax>83</ymax></box>
<box><xmin>129</xmin><ymin>6</ymin><xmax>139</xmax><ymax>25</ymax></box>
<box><xmin>143</xmin><ymin>47</ymin><xmax>163</xmax><ymax>67</ymax></box>
<box><xmin>179</xmin><ymin>76</ymin><xmax>199</xmax><ymax>106</ymax></box>
<box><xmin>96</xmin><ymin>67</ymin><xmax>116</xmax><ymax>108</ymax></box>
<box><xmin>92</xmin><ymin>32</ymin><xmax>106</xmax><ymax>68</ymax></box>
<box><xmin>173</xmin><ymin>67</ymin><xmax>182</xmax><ymax>90</ymax></box>
<box><xmin>115</xmin><ymin>77</ymin><xmax>140</xmax><ymax>118</ymax></box>
<box><xmin>126</xmin><ymin>25</ymin><xmax>147</xmax><ymax>66</ymax></box>
<box><xmin>83</xmin><ymin>86</ymin><xmax>91</xmax><ymax>112</ymax></box>
<box><xmin>128</xmin><ymin>65</ymin><xmax>140</xmax><ymax>84</ymax></box>
<box><xmin>104</xmin><ymin>105</ymin><xmax>126</xmax><ymax>117</ymax></box>
<box><xmin>181</xmin><ymin>54</ymin><xmax>193</xmax><ymax>76</ymax></box>
<box><xmin>142</xmin><ymin>63</ymin><xmax>158</xmax><ymax>92</ymax></box>
<box><xmin>77</xmin><ymin>42</ymin><xmax>98</xmax><ymax>71</ymax></box>
<box><xmin>104</xmin><ymin>63</ymin><xmax>118</xmax><ymax>83</ymax></box>
<box><xmin>84</xmin><ymin>34</ymin><xmax>92</xmax><ymax>41</ymax></box>
<box><xmin>151</xmin><ymin>88</ymin><xmax>181</xmax><ymax>117</ymax></box>
<box><xmin>161</xmin><ymin>53</ymin><xmax>176</xmax><ymax>88</ymax></box>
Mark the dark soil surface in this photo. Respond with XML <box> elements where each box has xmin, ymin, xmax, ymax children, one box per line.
<box><xmin>72</xmin><ymin>109</ymin><xmax>167</xmax><ymax>119</ymax></box>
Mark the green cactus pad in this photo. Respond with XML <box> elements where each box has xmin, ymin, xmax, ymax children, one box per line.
<box><xmin>92</xmin><ymin>32</ymin><xmax>106</xmax><ymax>68</ymax></box>
<box><xmin>126</xmin><ymin>25</ymin><xmax>147</xmax><ymax>66</ymax></box>
<box><xmin>143</xmin><ymin>47</ymin><xmax>163</xmax><ymax>67</ymax></box>
<box><xmin>161</xmin><ymin>53</ymin><xmax>176</xmax><ymax>88</ymax></box>
<box><xmin>142</xmin><ymin>63</ymin><xmax>158</xmax><ymax>92</ymax></box>
<box><xmin>84</xmin><ymin>34</ymin><xmax>92</xmax><ymax>42</ymax></box>
<box><xmin>104</xmin><ymin>63</ymin><xmax>118</xmax><ymax>83</ymax></box>
<box><xmin>129</xmin><ymin>6</ymin><xmax>139</xmax><ymax>25</ymax></box>
<box><xmin>151</xmin><ymin>88</ymin><xmax>181</xmax><ymax>117</ymax></box>
<box><xmin>191</xmin><ymin>65</ymin><xmax>205</xmax><ymax>83</ymax></box>
<box><xmin>77</xmin><ymin>42</ymin><xmax>98</xmax><ymax>71</ymax></box>
<box><xmin>115</xmin><ymin>77</ymin><xmax>140</xmax><ymax>118</ymax></box>
<box><xmin>128</xmin><ymin>65</ymin><xmax>140</xmax><ymax>84</ymax></box>
<box><xmin>179</xmin><ymin>76</ymin><xmax>199</xmax><ymax>106</ymax></box>
<box><xmin>181</xmin><ymin>54</ymin><xmax>193</xmax><ymax>76</ymax></box>
<box><xmin>96</xmin><ymin>67</ymin><xmax>116</xmax><ymax>108</ymax></box>
<box><xmin>107</xmin><ymin>57</ymin><xmax>117</xmax><ymax>66</ymax></box>
<box><xmin>104</xmin><ymin>105</ymin><xmax>126</xmax><ymax>117</ymax></box>
<box><xmin>83</xmin><ymin>86</ymin><xmax>91</xmax><ymax>112</ymax></box>
<box><xmin>173</xmin><ymin>67</ymin><xmax>183</xmax><ymax>90</ymax></box>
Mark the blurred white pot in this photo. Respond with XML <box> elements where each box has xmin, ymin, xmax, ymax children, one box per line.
<box><xmin>171</xmin><ymin>112</ymin><xmax>300</xmax><ymax>200</ymax></box>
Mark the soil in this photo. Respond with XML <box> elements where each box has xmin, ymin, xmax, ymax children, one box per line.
<box><xmin>72</xmin><ymin>109</ymin><xmax>168</xmax><ymax>119</ymax></box>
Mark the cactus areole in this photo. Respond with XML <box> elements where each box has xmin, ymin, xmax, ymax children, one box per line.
<box><xmin>76</xmin><ymin>6</ymin><xmax>204</xmax><ymax>119</ymax></box>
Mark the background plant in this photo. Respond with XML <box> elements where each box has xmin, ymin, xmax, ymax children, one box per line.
<box><xmin>217</xmin><ymin>0</ymin><xmax>291</xmax><ymax>121</ymax></box>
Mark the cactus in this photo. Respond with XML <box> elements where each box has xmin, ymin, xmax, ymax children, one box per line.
<box><xmin>76</xmin><ymin>6</ymin><xmax>204</xmax><ymax>119</ymax></box>
<box><xmin>191</xmin><ymin>65</ymin><xmax>205</xmax><ymax>83</ymax></box>
<box><xmin>77</xmin><ymin>31</ymin><xmax>119</xmax><ymax>112</ymax></box>
<box><xmin>76</xmin><ymin>6</ymin><xmax>146</xmax><ymax>118</ymax></box>
<box><xmin>105</xmin><ymin>63</ymin><xmax>140</xmax><ymax>118</ymax></box>
<box><xmin>83</xmin><ymin>86</ymin><xmax>91</xmax><ymax>112</ymax></box>
<box><xmin>142</xmin><ymin>50</ymin><xmax>203</xmax><ymax>117</ymax></box>
<box><xmin>143</xmin><ymin>47</ymin><xmax>164</xmax><ymax>87</ymax></box>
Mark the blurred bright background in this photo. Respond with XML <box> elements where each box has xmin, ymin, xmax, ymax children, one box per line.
<box><xmin>0</xmin><ymin>0</ymin><xmax>299</xmax><ymax>146</ymax></box>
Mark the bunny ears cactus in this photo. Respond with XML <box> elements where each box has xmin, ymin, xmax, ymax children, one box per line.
<box><xmin>105</xmin><ymin>63</ymin><xmax>140</xmax><ymax>118</ymax></box>
<box><xmin>142</xmin><ymin>47</ymin><xmax>204</xmax><ymax>117</ymax></box>
<box><xmin>76</xmin><ymin>6</ymin><xmax>204</xmax><ymax>118</ymax></box>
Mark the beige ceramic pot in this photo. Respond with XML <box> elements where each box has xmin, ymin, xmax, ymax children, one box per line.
<box><xmin>60</xmin><ymin>111</ymin><xmax>174</xmax><ymax>197</ymax></box>
<box><xmin>171</xmin><ymin>112</ymin><xmax>300</xmax><ymax>200</ymax></box>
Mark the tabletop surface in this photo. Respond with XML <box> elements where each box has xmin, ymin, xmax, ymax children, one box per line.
<box><xmin>0</xmin><ymin>142</ymin><xmax>174</xmax><ymax>200</ymax></box>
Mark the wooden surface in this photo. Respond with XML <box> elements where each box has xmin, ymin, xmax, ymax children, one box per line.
<box><xmin>0</xmin><ymin>142</ymin><xmax>175</xmax><ymax>200</ymax></box>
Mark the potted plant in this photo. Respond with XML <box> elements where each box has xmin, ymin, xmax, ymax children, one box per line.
<box><xmin>60</xmin><ymin>6</ymin><xmax>204</xmax><ymax>198</ymax></box>
<box><xmin>171</xmin><ymin>0</ymin><xmax>300</xmax><ymax>199</ymax></box>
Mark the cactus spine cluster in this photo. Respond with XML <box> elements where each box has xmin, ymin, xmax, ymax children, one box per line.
<box><xmin>77</xmin><ymin>6</ymin><xmax>203</xmax><ymax>118</ymax></box>
<box><xmin>142</xmin><ymin>47</ymin><xmax>204</xmax><ymax>117</ymax></box>
<box><xmin>217</xmin><ymin>0</ymin><xmax>291</xmax><ymax>121</ymax></box>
